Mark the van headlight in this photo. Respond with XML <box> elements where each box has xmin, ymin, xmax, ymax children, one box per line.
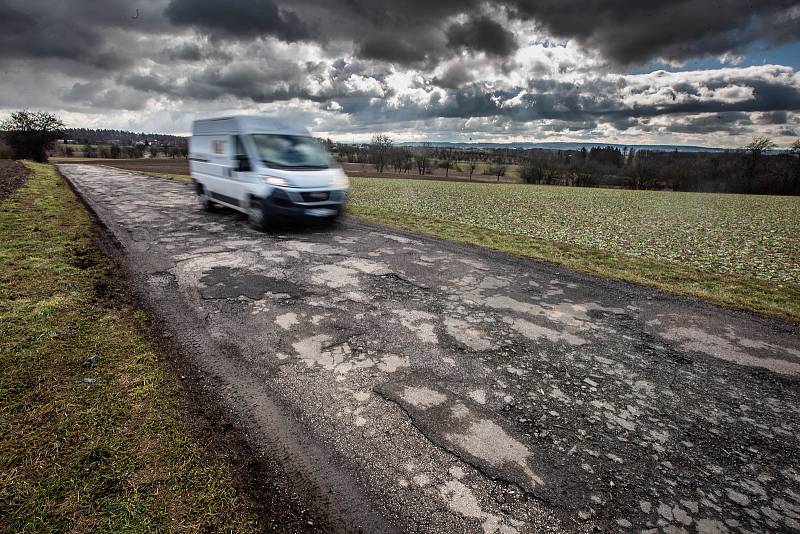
<box><xmin>262</xmin><ymin>176</ymin><xmax>291</xmax><ymax>187</ymax></box>
<box><xmin>330</xmin><ymin>174</ymin><xmax>349</xmax><ymax>188</ymax></box>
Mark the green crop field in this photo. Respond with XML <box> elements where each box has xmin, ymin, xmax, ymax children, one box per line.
<box><xmin>347</xmin><ymin>177</ymin><xmax>800</xmax><ymax>321</ymax></box>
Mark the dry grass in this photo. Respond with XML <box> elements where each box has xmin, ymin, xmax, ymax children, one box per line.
<box><xmin>0</xmin><ymin>162</ymin><xmax>259</xmax><ymax>533</ymax></box>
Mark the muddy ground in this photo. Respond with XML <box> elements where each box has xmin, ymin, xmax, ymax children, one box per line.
<box><xmin>0</xmin><ymin>160</ymin><xmax>28</xmax><ymax>199</ymax></box>
<box><xmin>60</xmin><ymin>163</ymin><xmax>800</xmax><ymax>533</ymax></box>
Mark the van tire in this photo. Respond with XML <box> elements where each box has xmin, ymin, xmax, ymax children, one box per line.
<box><xmin>247</xmin><ymin>196</ymin><xmax>268</xmax><ymax>230</ymax></box>
<box><xmin>198</xmin><ymin>187</ymin><xmax>216</xmax><ymax>212</ymax></box>
<box><xmin>322</xmin><ymin>215</ymin><xmax>340</xmax><ymax>227</ymax></box>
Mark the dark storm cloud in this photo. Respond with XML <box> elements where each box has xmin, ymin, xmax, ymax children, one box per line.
<box><xmin>164</xmin><ymin>0</ymin><xmax>310</xmax><ymax>41</ymax></box>
<box><xmin>2</xmin><ymin>0</ymin><xmax>797</xmax><ymax>72</ymax></box>
<box><xmin>1</xmin><ymin>0</ymin><xmax>799</xmax><ymax>142</ymax></box>
<box><xmin>760</xmin><ymin>110</ymin><xmax>789</xmax><ymax>124</ymax></box>
<box><xmin>358</xmin><ymin>38</ymin><xmax>429</xmax><ymax>65</ymax></box>
<box><xmin>0</xmin><ymin>0</ymin><xmax>169</xmax><ymax>70</ymax></box>
<box><xmin>157</xmin><ymin>0</ymin><xmax>517</xmax><ymax>65</ymax></box>
<box><xmin>662</xmin><ymin>112</ymin><xmax>753</xmax><ymax>134</ymax></box>
<box><xmin>446</xmin><ymin>16</ymin><xmax>517</xmax><ymax>57</ymax></box>
<box><xmin>434</xmin><ymin>64</ymin><xmax>476</xmax><ymax>89</ymax></box>
<box><xmin>62</xmin><ymin>81</ymin><xmax>150</xmax><ymax>111</ymax></box>
<box><xmin>507</xmin><ymin>0</ymin><xmax>800</xmax><ymax>65</ymax></box>
<box><xmin>165</xmin><ymin>43</ymin><xmax>203</xmax><ymax>62</ymax></box>
<box><xmin>152</xmin><ymin>0</ymin><xmax>800</xmax><ymax>67</ymax></box>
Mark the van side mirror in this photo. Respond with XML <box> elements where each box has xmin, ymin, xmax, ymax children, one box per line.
<box><xmin>236</xmin><ymin>156</ymin><xmax>251</xmax><ymax>172</ymax></box>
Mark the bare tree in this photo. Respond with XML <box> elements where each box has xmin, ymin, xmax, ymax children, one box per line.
<box><xmin>791</xmin><ymin>139</ymin><xmax>800</xmax><ymax>192</ymax></box>
<box><xmin>369</xmin><ymin>133</ymin><xmax>392</xmax><ymax>173</ymax></box>
<box><xmin>743</xmin><ymin>136</ymin><xmax>776</xmax><ymax>159</ymax></box>
<box><xmin>489</xmin><ymin>162</ymin><xmax>506</xmax><ymax>182</ymax></box>
<box><xmin>0</xmin><ymin>110</ymin><xmax>65</xmax><ymax>162</ymax></box>
<box><xmin>415</xmin><ymin>143</ymin><xmax>431</xmax><ymax>175</ymax></box>
<box><xmin>439</xmin><ymin>157</ymin><xmax>452</xmax><ymax>177</ymax></box>
<box><xmin>468</xmin><ymin>160</ymin><xmax>477</xmax><ymax>181</ymax></box>
<box><xmin>742</xmin><ymin>136</ymin><xmax>776</xmax><ymax>188</ymax></box>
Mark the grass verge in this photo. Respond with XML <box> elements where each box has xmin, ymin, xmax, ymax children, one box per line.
<box><xmin>348</xmin><ymin>205</ymin><xmax>800</xmax><ymax>323</ymax></box>
<box><xmin>0</xmin><ymin>162</ymin><xmax>258</xmax><ymax>533</ymax></box>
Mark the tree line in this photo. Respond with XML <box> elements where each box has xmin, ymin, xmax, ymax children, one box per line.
<box><xmin>0</xmin><ymin>112</ymin><xmax>189</xmax><ymax>162</ymax></box>
<box><xmin>2</xmin><ymin>111</ymin><xmax>798</xmax><ymax>195</ymax></box>
<box><xmin>61</xmin><ymin>128</ymin><xmax>187</xmax><ymax>147</ymax></box>
<box><xmin>348</xmin><ymin>133</ymin><xmax>800</xmax><ymax>195</ymax></box>
<box><xmin>514</xmin><ymin>137</ymin><xmax>800</xmax><ymax>195</ymax></box>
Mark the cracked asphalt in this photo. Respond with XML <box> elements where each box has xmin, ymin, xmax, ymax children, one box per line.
<box><xmin>60</xmin><ymin>164</ymin><xmax>800</xmax><ymax>533</ymax></box>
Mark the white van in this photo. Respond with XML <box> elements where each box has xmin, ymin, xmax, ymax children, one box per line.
<box><xmin>189</xmin><ymin>116</ymin><xmax>349</xmax><ymax>228</ymax></box>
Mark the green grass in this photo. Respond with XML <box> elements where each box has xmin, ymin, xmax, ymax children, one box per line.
<box><xmin>0</xmin><ymin>163</ymin><xmax>258</xmax><ymax>533</ymax></box>
<box><xmin>347</xmin><ymin>177</ymin><xmax>800</xmax><ymax>322</ymax></box>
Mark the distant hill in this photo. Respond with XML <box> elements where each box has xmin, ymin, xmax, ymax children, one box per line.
<box><xmin>396</xmin><ymin>141</ymin><xmax>734</xmax><ymax>153</ymax></box>
<box><xmin>62</xmin><ymin>128</ymin><xmax>187</xmax><ymax>146</ymax></box>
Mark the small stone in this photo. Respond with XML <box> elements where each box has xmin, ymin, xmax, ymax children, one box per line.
<box><xmin>673</xmin><ymin>506</ymin><xmax>693</xmax><ymax>525</ymax></box>
<box><xmin>695</xmin><ymin>518</ymin><xmax>727</xmax><ymax>533</ymax></box>
<box><xmin>681</xmin><ymin>500</ymin><xmax>699</xmax><ymax>514</ymax></box>
<box><xmin>615</xmin><ymin>518</ymin><xmax>632</xmax><ymax>528</ymax></box>
<box><xmin>82</xmin><ymin>377</ymin><xmax>96</xmax><ymax>384</ymax></box>
<box><xmin>726</xmin><ymin>488</ymin><xmax>751</xmax><ymax>506</ymax></box>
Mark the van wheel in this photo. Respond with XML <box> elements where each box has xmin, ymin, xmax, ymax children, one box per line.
<box><xmin>247</xmin><ymin>197</ymin><xmax>267</xmax><ymax>230</ymax></box>
<box><xmin>322</xmin><ymin>214</ymin><xmax>340</xmax><ymax>227</ymax></box>
<box><xmin>198</xmin><ymin>188</ymin><xmax>215</xmax><ymax>212</ymax></box>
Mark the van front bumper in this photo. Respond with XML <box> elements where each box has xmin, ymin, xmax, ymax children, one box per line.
<box><xmin>263</xmin><ymin>188</ymin><xmax>347</xmax><ymax>218</ymax></box>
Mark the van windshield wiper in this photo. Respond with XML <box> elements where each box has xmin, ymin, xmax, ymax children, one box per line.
<box><xmin>261</xmin><ymin>160</ymin><xmax>328</xmax><ymax>170</ymax></box>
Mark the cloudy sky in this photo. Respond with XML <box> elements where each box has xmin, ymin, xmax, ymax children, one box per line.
<box><xmin>1</xmin><ymin>0</ymin><xmax>799</xmax><ymax>147</ymax></box>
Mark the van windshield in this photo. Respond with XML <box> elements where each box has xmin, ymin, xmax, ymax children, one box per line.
<box><xmin>250</xmin><ymin>134</ymin><xmax>333</xmax><ymax>170</ymax></box>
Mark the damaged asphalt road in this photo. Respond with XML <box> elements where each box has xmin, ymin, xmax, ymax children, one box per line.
<box><xmin>60</xmin><ymin>164</ymin><xmax>800</xmax><ymax>533</ymax></box>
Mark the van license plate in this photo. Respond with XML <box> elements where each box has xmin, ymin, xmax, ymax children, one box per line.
<box><xmin>305</xmin><ymin>208</ymin><xmax>337</xmax><ymax>217</ymax></box>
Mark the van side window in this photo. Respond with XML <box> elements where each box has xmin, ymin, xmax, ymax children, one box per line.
<box><xmin>233</xmin><ymin>135</ymin><xmax>251</xmax><ymax>172</ymax></box>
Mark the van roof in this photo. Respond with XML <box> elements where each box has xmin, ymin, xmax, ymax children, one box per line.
<box><xmin>191</xmin><ymin>115</ymin><xmax>310</xmax><ymax>136</ymax></box>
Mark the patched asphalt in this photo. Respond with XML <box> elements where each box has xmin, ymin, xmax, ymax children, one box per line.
<box><xmin>60</xmin><ymin>164</ymin><xmax>800</xmax><ymax>533</ymax></box>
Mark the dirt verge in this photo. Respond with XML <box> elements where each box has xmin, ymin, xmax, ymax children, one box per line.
<box><xmin>0</xmin><ymin>160</ymin><xmax>28</xmax><ymax>199</ymax></box>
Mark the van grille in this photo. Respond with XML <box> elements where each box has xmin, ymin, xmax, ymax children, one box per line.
<box><xmin>300</xmin><ymin>191</ymin><xmax>330</xmax><ymax>202</ymax></box>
